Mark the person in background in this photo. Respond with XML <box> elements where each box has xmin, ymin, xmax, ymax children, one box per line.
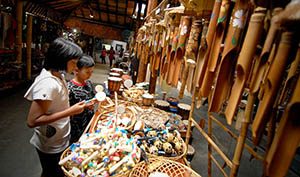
<box><xmin>108</xmin><ymin>46</ymin><xmax>115</xmax><ymax>68</ymax></box>
<box><xmin>24</xmin><ymin>37</ymin><xmax>86</xmax><ymax>177</ymax></box>
<box><xmin>100</xmin><ymin>46</ymin><xmax>107</xmax><ymax>64</ymax></box>
<box><xmin>68</xmin><ymin>55</ymin><xmax>96</xmax><ymax>144</ymax></box>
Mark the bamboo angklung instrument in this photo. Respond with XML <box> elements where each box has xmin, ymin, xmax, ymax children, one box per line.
<box><xmin>224</xmin><ymin>11</ymin><xmax>266</xmax><ymax>125</ymax></box>
<box><xmin>193</xmin><ymin>20</ymin><xmax>208</xmax><ymax>97</ymax></box>
<box><xmin>265</xmin><ymin>71</ymin><xmax>300</xmax><ymax>177</ymax></box>
<box><xmin>251</xmin><ymin>31</ymin><xmax>298</xmax><ymax>145</ymax></box>
<box><xmin>179</xmin><ymin>19</ymin><xmax>202</xmax><ymax>98</ymax></box>
<box><xmin>208</xmin><ymin>0</ymin><xmax>250</xmax><ymax>113</ymax></box>
<box><xmin>171</xmin><ymin>16</ymin><xmax>192</xmax><ymax>86</ymax></box>
<box><xmin>166</xmin><ymin>26</ymin><xmax>180</xmax><ymax>84</ymax></box>
<box><xmin>196</xmin><ymin>0</ymin><xmax>222</xmax><ymax>102</ymax></box>
<box><xmin>200</xmin><ymin>0</ymin><xmax>232</xmax><ymax>97</ymax></box>
<box><xmin>166</xmin><ymin>14</ymin><xmax>181</xmax><ymax>84</ymax></box>
<box><xmin>249</xmin><ymin>8</ymin><xmax>283</xmax><ymax>95</ymax></box>
<box><xmin>185</xmin><ymin>20</ymin><xmax>203</xmax><ymax>92</ymax></box>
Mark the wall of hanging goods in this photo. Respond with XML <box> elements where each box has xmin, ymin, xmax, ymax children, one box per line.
<box><xmin>133</xmin><ymin>0</ymin><xmax>300</xmax><ymax>176</ymax></box>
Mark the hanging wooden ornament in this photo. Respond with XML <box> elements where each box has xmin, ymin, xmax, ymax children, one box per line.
<box><xmin>224</xmin><ymin>11</ymin><xmax>266</xmax><ymax>125</ymax></box>
<box><xmin>249</xmin><ymin>8</ymin><xmax>283</xmax><ymax>95</ymax></box>
<box><xmin>252</xmin><ymin>31</ymin><xmax>298</xmax><ymax>145</ymax></box>
<box><xmin>171</xmin><ymin>16</ymin><xmax>192</xmax><ymax>86</ymax></box>
<box><xmin>195</xmin><ymin>0</ymin><xmax>221</xmax><ymax>99</ymax></box>
<box><xmin>185</xmin><ymin>19</ymin><xmax>203</xmax><ymax>92</ymax></box>
<box><xmin>208</xmin><ymin>0</ymin><xmax>251</xmax><ymax>113</ymax></box>
<box><xmin>265</xmin><ymin>68</ymin><xmax>300</xmax><ymax>177</ymax></box>
<box><xmin>200</xmin><ymin>0</ymin><xmax>232</xmax><ymax>98</ymax></box>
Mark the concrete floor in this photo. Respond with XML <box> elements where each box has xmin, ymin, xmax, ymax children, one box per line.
<box><xmin>0</xmin><ymin>63</ymin><xmax>298</xmax><ymax>177</ymax></box>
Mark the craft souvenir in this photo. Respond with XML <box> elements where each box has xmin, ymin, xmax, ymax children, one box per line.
<box><xmin>111</xmin><ymin>68</ymin><xmax>124</xmax><ymax>76</ymax></box>
<box><xmin>172</xmin><ymin>16</ymin><xmax>192</xmax><ymax>86</ymax></box>
<box><xmin>266</xmin><ymin>65</ymin><xmax>300</xmax><ymax>177</ymax></box>
<box><xmin>142</xmin><ymin>93</ymin><xmax>154</xmax><ymax>106</ymax></box>
<box><xmin>108</xmin><ymin>77</ymin><xmax>122</xmax><ymax>92</ymax></box>
<box><xmin>154</xmin><ymin>100</ymin><xmax>170</xmax><ymax>111</ymax></box>
<box><xmin>252</xmin><ymin>32</ymin><xmax>297</xmax><ymax>145</ymax></box>
<box><xmin>208</xmin><ymin>0</ymin><xmax>251</xmax><ymax>113</ymax></box>
<box><xmin>200</xmin><ymin>0</ymin><xmax>231</xmax><ymax>97</ymax></box>
<box><xmin>60</xmin><ymin>128</ymin><xmax>141</xmax><ymax>177</ymax></box>
<box><xmin>109</xmin><ymin>72</ymin><xmax>121</xmax><ymax>77</ymax></box>
<box><xmin>177</xmin><ymin>103</ymin><xmax>191</xmax><ymax>120</ymax></box>
<box><xmin>122</xmin><ymin>87</ymin><xmax>145</xmax><ymax>104</ymax></box>
<box><xmin>224</xmin><ymin>11</ymin><xmax>266</xmax><ymax>125</ymax></box>
<box><xmin>196</xmin><ymin>0</ymin><xmax>221</xmax><ymax>98</ymax></box>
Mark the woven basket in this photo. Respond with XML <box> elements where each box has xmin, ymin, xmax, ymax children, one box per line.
<box><xmin>129</xmin><ymin>157</ymin><xmax>201</xmax><ymax>177</ymax></box>
<box><xmin>147</xmin><ymin>131</ymin><xmax>187</xmax><ymax>161</ymax></box>
<box><xmin>91</xmin><ymin>107</ymin><xmax>136</xmax><ymax>132</ymax></box>
<box><xmin>60</xmin><ymin>147</ymin><xmax>131</xmax><ymax>177</ymax></box>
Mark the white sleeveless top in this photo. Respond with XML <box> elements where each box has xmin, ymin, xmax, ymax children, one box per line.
<box><xmin>24</xmin><ymin>69</ymin><xmax>70</xmax><ymax>153</ymax></box>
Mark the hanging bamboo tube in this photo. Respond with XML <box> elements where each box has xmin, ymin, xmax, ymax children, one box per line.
<box><xmin>224</xmin><ymin>12</ymin><xmax>266</xmax><ymax>125</ymax></box>
<box><xmin>171</xmin><ymin>16</ymin><xmax>192</xmax><ymax>86</ymax></box>
<box><xmin>208</xmin><ymin>0</ymin><xmax>251</xmax><ymax>113</ymax></box>
<box><xmin>249</xmin><ymin>8</ymin><xmax>283</xmax><ymax>95</ymax></box>
<box><xmin>166</xmin><ymin>26</ymin><xmax>180</xmax><ymax>84</ymax></box>
<box><xmin>265</xmin><ymin>74</ymin><xmax>300</xmax><ymax>177</ymax></box>
<box><xmin>252</xmin><ymin>31</ymin><xmax>298</xmax><ymax>145</ymax></box>
<box><xmin>26</xmin><ymin>15</ymin><xmax>33</xmax><ymax>80</ymax></box>
<box><xmin>161</xmin><ymin>19</ymin><xmax>175</xmax><ymax>80</ymax></box>
<box><xmin>179</xmin><ymin>19</ymin><xmax>202</xmax><ymax>98</ymax></box>
<box><xmin>196</xmin><ymin>0</ymin><xmax>222</xmax><ymax>98</ymax></box>
<box><xmin>186</xmin><ymin>20</ymin><xmax>202</xmax><ymax>92</ymax></box>
<box><xmin>193</xmin><ymin>20</ymin><xmax>209</xmax><ymax>96</ymax></box>
<box><xmin>178</xmin><ymin>59</ymin><xmax>196</xmax><ymax>98</ymax></box>
<box><xmin>278</xmin><ymin>48</ymin><xmax>300</xmax><ymax>105</ymax></box>
<box><xmin>200</xmin><ymin>0</ymin><xmax>232</xmax><ymax>97</ymax></box>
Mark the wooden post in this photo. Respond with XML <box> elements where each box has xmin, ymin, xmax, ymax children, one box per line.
<box><xmin>149</xmin><ymin>73</ymin><xmax>157</xmax><ymax>94</ymax></box>
<box><xmin>26</xmin><ymin>14</ymin><xmax>33</xmax><ymax>80</ymax></box>
<box><xmin>16</xmin><ymin>0</ymin><xmax>23</xmax><ymax>79</ymax></box>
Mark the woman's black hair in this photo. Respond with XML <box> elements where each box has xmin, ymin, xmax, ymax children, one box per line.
<box><xmin>44</xmin><ymin>37</ymin><xmax>83</xmax><ymax>71</ymax></box>
<box><xmin>77</xmin><ymin>55</ymin><xmax>95</xmax><ymax>69</ymax></box>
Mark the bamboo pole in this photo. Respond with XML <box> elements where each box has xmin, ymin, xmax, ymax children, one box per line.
<box><xmin>191</xmin><ymin>118</ymin><xmax>233</xmax><ymax>169</ymax></box>
<box><xmin>16</xmin><ymin>0</ymin><xmax>23</xmax><ymax>79</ymax></box>
<box><xmin>207</xmin><ymin>112</ymin><xmax>212</xmax><ymax>177</ymax></box>
<box><xmin>209</xmin><ymin>115</ymin><xmax>264</xmax><ymax>161</ymax></box>
<box><xmin>210</xmin><ymin>155</ymin><xmax>229</xmax><ymax>177</ymax></box>
<box><xmin>230</xmin><ymin>93</ymin><xmax>255</xmax><ymax>177</ymax></box>
<box><xmin>26</xmin><ymin>14</ymin><xmax>33</xmax><ymax>80</ymax></box>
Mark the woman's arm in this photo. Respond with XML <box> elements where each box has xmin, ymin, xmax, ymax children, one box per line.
<box><xmin>27</xmin><ymin>100</ymin><xmax>86</xmax><ymax>128</ymax></box>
